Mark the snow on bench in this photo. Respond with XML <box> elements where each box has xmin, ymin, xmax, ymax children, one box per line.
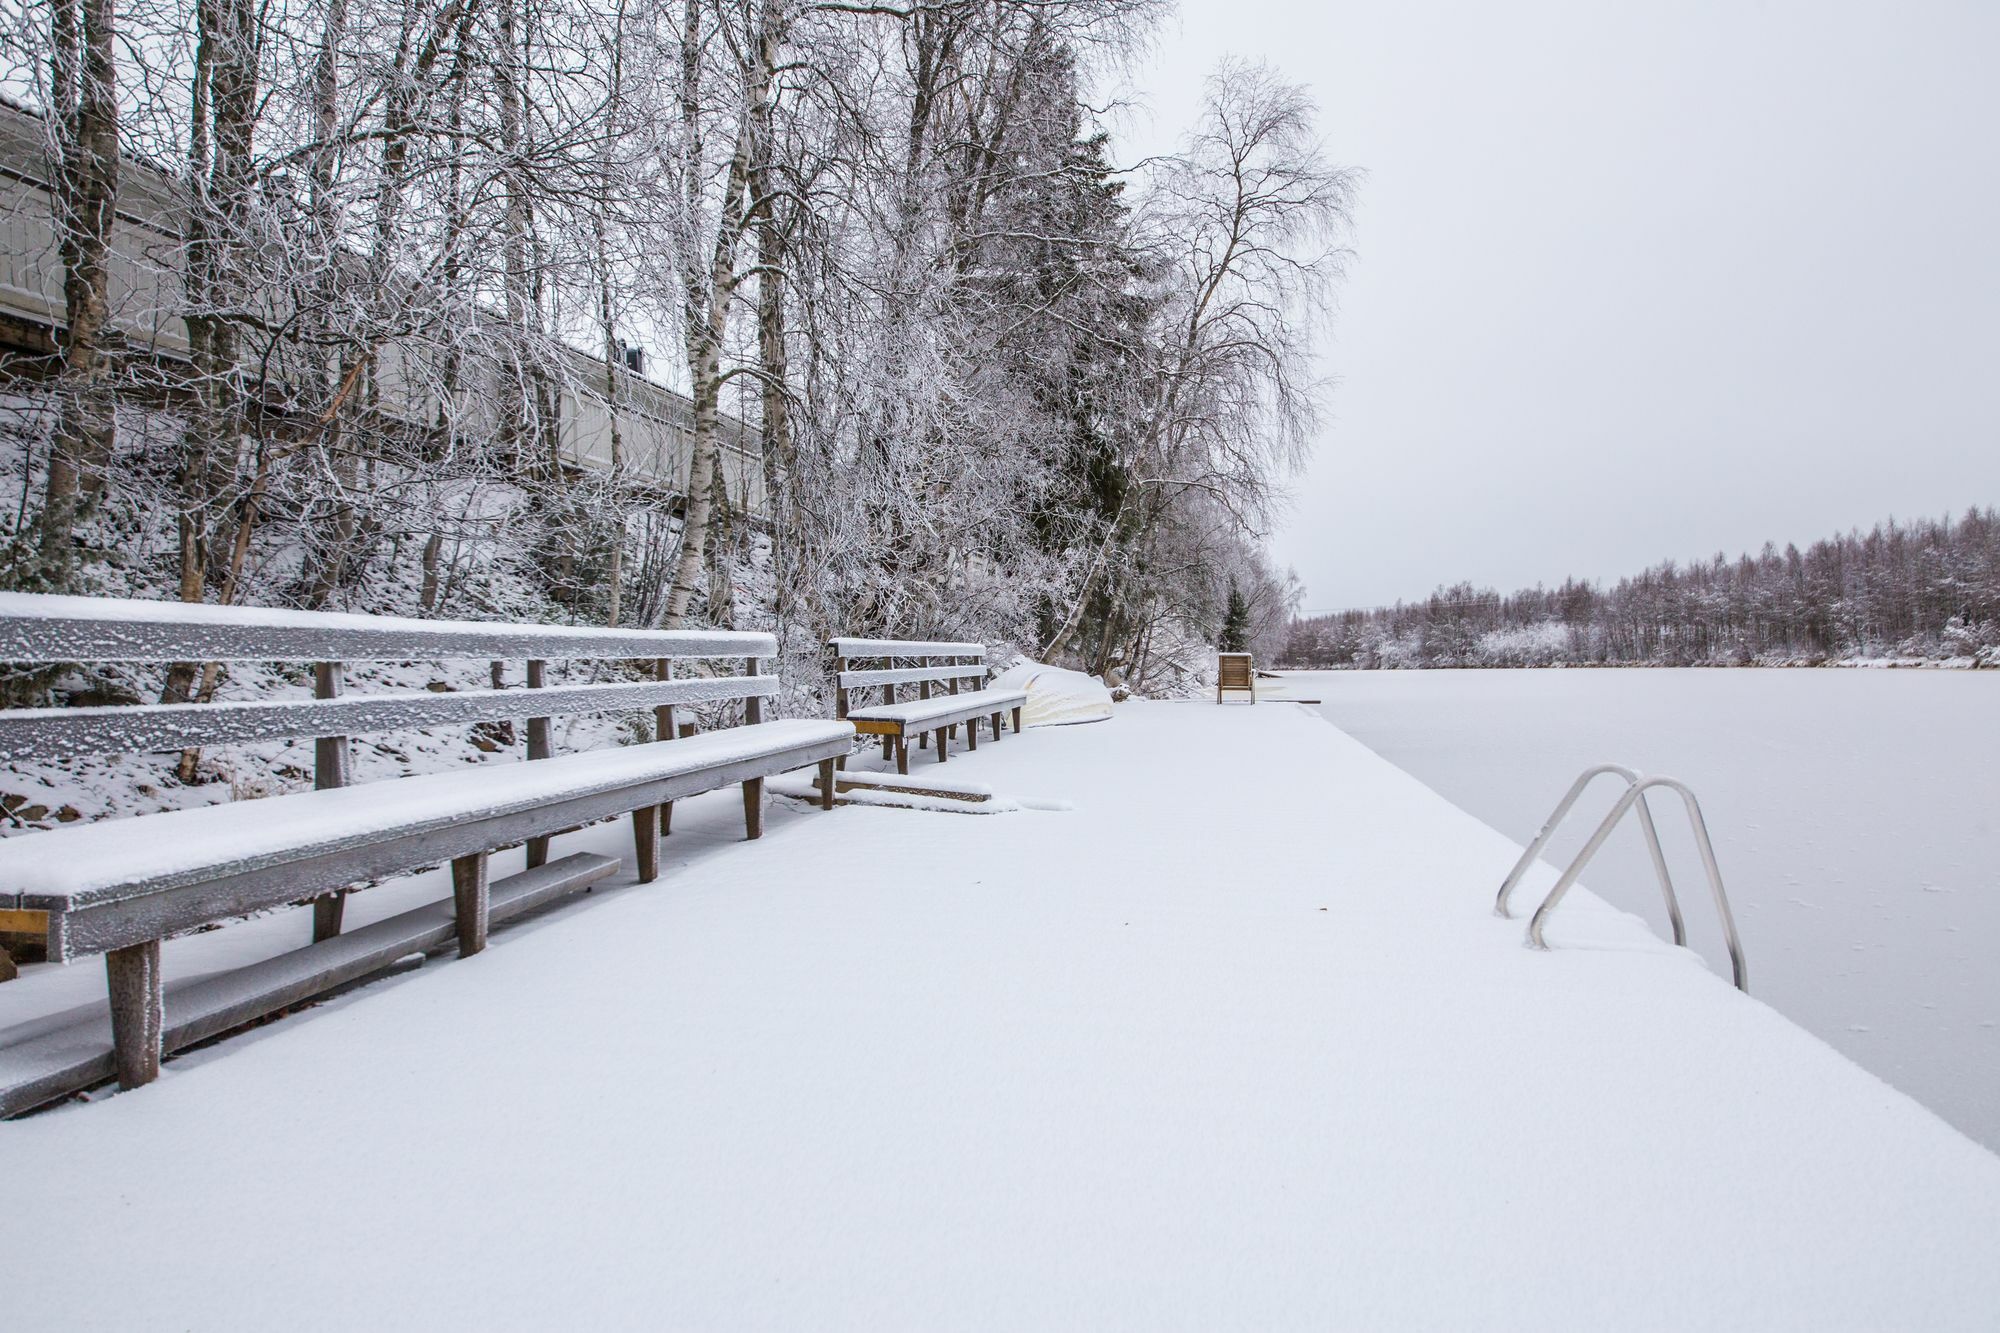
<box><xmin>829</xmin><ymin>637</ymin><xmax>1026</xmax><ymax>775</ymax></box>
<box><xmin>845</xmin><ymin>687</ymin><xmax>1028</xmax><ymax>730</ymax></box>
<box><xmin>2</xmin><ymin>719</ymin><xmax>856</xmax><ymax>948</ymax></box>
<box><xmin>0</xmin><ymin>592</ymin><xmax>854</xmax><ymax>1111</ymax></box>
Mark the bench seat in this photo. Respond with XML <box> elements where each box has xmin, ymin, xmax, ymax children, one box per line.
<box><xmin>844</xmin><ymin>687</ymin><xmax>1027</xmax><ymax>729</ymax></box>
<box><xmin>0</xmin><ymin>717</ymin><xmax>855</xmax><ymax>962</ymax></box>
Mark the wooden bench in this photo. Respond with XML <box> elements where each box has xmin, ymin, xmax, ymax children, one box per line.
<box><xmin>0</xmin><ymin>592</ymin><xmax>853</xmax><ymax>1110</ymax></box>
<box><xmin>829</xmin><ymin>638</ymin><xmax>1027</xmax><ymax>775</ymax></box>
<box><xmin>1217</xmin><ymin>651</ymin><xmax>1256</xmax><ymax>704</ymax></box>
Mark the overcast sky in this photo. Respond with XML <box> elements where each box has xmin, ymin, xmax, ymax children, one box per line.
<box><xmin>1120</xmin><ymin>1</ymin><xmax>2000</xmax><ymax>611</ymax></box>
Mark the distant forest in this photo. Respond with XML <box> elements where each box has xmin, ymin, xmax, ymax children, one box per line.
<box><xmin>1283</xmin><ymin>508</ymin><xmax>2000</xmax><ymax>669</ymax></box>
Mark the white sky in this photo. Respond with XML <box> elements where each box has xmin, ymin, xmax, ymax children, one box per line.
<box><xmin>1118</xmin><ymin>1</ymin><xmax>2000</xmax><ymax>611</ymax></box>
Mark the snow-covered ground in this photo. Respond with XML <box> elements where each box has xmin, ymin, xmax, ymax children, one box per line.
<box><xmin>1293</xmin><ymin>667</ymin><xmax>2000</xmax><ymax>1152</ymax></box>
<box><xmin>7</xmin><ymin>700</ymin><xmax>1999</xmax><ymax>1329</ymax></box>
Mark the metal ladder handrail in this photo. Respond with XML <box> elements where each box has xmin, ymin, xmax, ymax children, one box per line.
<box><xmin>1496</xmin><ymin>766</ymin><xmax>1749</xmax><ymax>993</ymax></box>
<box><xmin>1494</xmin><ymin>765</ymin><xmax>1687</xmax><ymax>947</ymax></box>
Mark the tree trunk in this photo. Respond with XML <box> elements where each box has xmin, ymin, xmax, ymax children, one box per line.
<box><xmin>663</xmin><ymin>9</ymin><xmax>775</xmax><ymax>628</ymax></box>
<box><xmin>39</xmin><ymin>0</ymin><xmax>120</xmax><ymax>583</ymax></box>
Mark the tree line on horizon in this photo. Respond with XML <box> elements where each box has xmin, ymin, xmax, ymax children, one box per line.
<box><xmin>1282</xmin><ymin>508</ymin><xmax>2000</xmax><ymax>669</ymax></box>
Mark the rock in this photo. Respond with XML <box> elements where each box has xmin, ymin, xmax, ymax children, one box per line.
<box><xmin>55</xmin><ymin>805</ymin><xmax>81</xmax><ymax>822</ymax></box>
<box><xmin>0</xmin><ymin>946</ymin><xmax>15</xmax><ymax>983</ymax></box>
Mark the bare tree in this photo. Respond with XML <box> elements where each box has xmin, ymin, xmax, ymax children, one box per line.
<box><xmin>35</xmin><ymin>0</ymin><xmax>119</xmax><ymax>582</ymax></box>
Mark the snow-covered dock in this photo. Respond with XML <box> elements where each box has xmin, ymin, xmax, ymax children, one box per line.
<box><xmin>9</xmin><ymin>701</ymin><xmax>2000</xmax><ymax>1328</ymax></box>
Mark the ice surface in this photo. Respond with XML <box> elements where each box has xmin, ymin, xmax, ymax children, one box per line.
<box><xmin>4</xmin><ymin>701</ymin><xmax>1997</xmax><ymax>1329</ymax></box>
<box><xmin>1298</xmin><ymin>667</ymin><xmax>2000</xmax><ymax>1151</ymax></box>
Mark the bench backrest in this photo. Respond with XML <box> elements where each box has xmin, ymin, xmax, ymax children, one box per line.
<box><xmin>0</xmin><ymin>593</ymin><xmax>779</xmax><ymax>785</ymax></box>
<box><xmin>828</xmin><ymin>637</ymin><xmax>988</xmax><ymax>719</ymax></box>
<box><xmin>1217</xmin><ymin>652</ymin><xmax>1254</xmax><ymax>690</ymax></box>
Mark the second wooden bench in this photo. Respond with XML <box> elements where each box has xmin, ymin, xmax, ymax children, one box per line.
<box><xmin>829</xmin><ymin>637</ymin><xmax>1027</xmax><ymax>775</ymax></box>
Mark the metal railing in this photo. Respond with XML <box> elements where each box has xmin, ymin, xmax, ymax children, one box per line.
<box><xmin>1494</xmin><ymin>765</ymin><xmax>1749</xmax><ymax>993</ymax></box>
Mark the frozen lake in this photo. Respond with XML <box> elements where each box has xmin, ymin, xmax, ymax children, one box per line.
<box><xmin>1295</xmin><ymin>668</ymin><xmax>2000</xmax><ymax>1151</ymax></box>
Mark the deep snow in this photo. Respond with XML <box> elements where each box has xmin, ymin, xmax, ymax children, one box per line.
<box><xmin>5</xmin><ymin>700</ymin><xmax>1998</xmax><ymax>1329</ymax></box>
<box><xmin>1295</xmin><ymin>667</ymin><xmax>2000</xmax><ymax>1151</ymax></box>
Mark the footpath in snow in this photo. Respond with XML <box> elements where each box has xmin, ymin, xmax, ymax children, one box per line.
<box><xmin>8</xmin><ymin>700</ymin><xmax>2000</xmax><ymax>1329</ymax></box>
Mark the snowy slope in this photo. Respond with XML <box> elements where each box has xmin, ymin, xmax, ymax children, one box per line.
<box><xmin>6</xmin><ymin>702</ymin><xmax>1998</xmax><ymax>1330</ymax></box>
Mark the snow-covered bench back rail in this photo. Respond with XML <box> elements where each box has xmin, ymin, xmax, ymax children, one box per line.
<box><xmin>0</xmin><ymin>592</ymin><xmax>854</xmax><ymax>1110</ymax></box>
<box><xmin>829</xmin><ymin>637</ymin><xmax>1027</xmax><ymax>775</ymax></box>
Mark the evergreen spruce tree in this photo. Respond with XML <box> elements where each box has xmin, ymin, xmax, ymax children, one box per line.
<box><xmin>1220</xmin><ymin>580</ymin><xmax>1252</xmax><ymax>652</ymax></box>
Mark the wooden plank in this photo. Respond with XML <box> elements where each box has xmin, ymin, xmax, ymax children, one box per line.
<box><xmin>845</xmin><ymin>692</ymin><xmax>1027</xmax><ymax>734</ymax></box>
<box><xmin>0</xmin><ymin>591</ymin><xmax>779</xmax><ymax>663</ymax></box>
<box><xmin>828</xmin><ymin>636</ymin><xmax>983</xmax><ymax>657</ymax></box>
<box><xmin>836</xmin><ymin>664</ymin><xmax>986</xmax><ymax>689</ymax></box>
<box><xmin>168</xmin><ymin>853</ymin><xmax>616</xmax><ymax>1054</ymax></box>
<box><xmin>0</xmin><ymin>854</ymin><xmax>617</xmax><ymax>1118</ymax></box>
<box><xmin>31</xmin><ymin>731</ymin><xmax>857</xmax><ymax>961</ymax></box>
<box><xmin>0</xmin><ymin>908</ymin><xmax>47</xmax><ymax>934</ymax></box>
<box><xmin>816</xmin><ymin>771</ymin><xmax>993</xmax><ymax>804</ymax></box>
<box><xmin>0</xmin><ymin>675</ymin><xmax>782</xmax><ymax>763</ymax></box>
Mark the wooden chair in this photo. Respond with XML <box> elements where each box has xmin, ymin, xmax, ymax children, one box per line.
<box><xmin>1216</xmin><ymin>652</ymin><xmax>1256</xmax><ymax>704</ymax></box>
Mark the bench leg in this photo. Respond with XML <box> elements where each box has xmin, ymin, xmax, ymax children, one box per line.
<box><xmin>991</xmin><ymin>710</ymin><xmax>1002</xmax><ymax>738</ymax></box>
<box><xmin>662</xmin><ymin>722</ymin><xmax>695</xmax><ymax>838</ymax></box>
<box><xmin>312</xmin><ymin>891</ymin><xmax>346</xmax><ymax>942</ymax></box>
<box><xmin>881</xmin><ymin>736</ymin><xmax>893</xmax><ymax>761</ymax></box>
<box><xmin>967</xmin><ymin>717</ymin><xmax>978</xmax><ymax>751</ymax></box>
<box><xmin>743</xmin><ymin>777</ymin><xmax>765</xmax><ymax>839</ymax></box>
<box><xmin>918</xmin><ymin>730</ymin><xmax>928</xmax><ymax>749</ymax></box>
<box><xmin>452</xmin><ymin>852</ymin><xmax>490</xmax><ymax>956</ymax></box>
<box><xmin>526</xmin><ymin>835</ymin><xmax>550</xmax><ymax>869</ymax></box>
<box><xmin>935</xmin><ymin>727</ymin><xmax>949</xmax><ymax>763</ymax></box>
<box><xmin>633</xmin><ymin>805</ymin><xmax>660</xmax><ymax>883</ymax></box>
<box><xmin>106</xmin><ymin>939</ymin><xmax>164</xmax><ymax>1090</ymax></box>
<box><xmin>817</xmin><ymin>758</ymin><xmax>837</xmax><ymax>811</ymax></box>
<box><xmin>896</xmin><ymin>735</ymin><xmax>909</xmax><ymax>775</ymax></box>
<box><xmin>1011</xmin><ymin>706</ymin><xmax>1022</xmax><ymax>733</ymax></box>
